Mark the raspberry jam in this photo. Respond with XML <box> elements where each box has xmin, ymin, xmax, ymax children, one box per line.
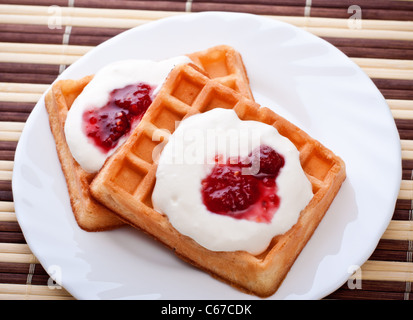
<box><xmin>201</xmin><ymin>145</ymin><xmax>285</xmax><ymax>223</ymax></box>
<box><xmin>83</xmin><ymin>83</ymin><xmax>154</xmax><ymax>153</ymax></box>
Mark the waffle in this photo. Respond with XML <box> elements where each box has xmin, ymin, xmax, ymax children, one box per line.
<box><xmin>187</xmin><ymin>45</ymin><xmax>253</xmax><ymax>100</ymax></box>
<box><xmin>90</xmin><ymin>63</ymin><xmax>346</xmax><ymax>297</ymax></box>
<box><xmin>44</xmin><ymin>45</ymin><xmax>254</xmax><ymax>231</ymax></box>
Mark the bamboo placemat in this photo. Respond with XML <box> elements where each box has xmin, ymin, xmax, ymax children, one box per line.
<box><xmin>0</xmin><ymin>1</ymin><xmax>412</xmax><ymax>300</ymax></box>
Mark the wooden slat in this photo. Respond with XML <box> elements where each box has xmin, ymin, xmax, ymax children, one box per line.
<box><xmin>0</xmin><ymin>243</ymin><xmax>31</xmax><ymax>254</ymax></box>
<box><xmin>0</xmin><ymin>252</ymin><xmax>38</xmax><ymax>264</ymax></box>
<box><xmin>0</xmin><ymin>42</ymin><xmax>93</xmax><ymax>56</ymax></box>
<box><xmin>358</xmin><ymin>260</ymin><xmax>413</xmax><ymax>280</ymax></box>
<box><xmin>0</xmin><ymin>283</ymin><xmax>74</xmax><ymax>299</ymax></box>
<box><xmin>0</xmin><ymin>52</ymin><xmax>79</xmax><ymax>66</ymax></box>
<box><xmin>0</xmin><ymin>92</ymin><xmax>42</xmax><ymax>103</ymax></box>
<box><xmin>0</xmin><ymin>212</ymin><xmax>16</xmax><ymax>222</ymax></box>
<box><xmin>0</xmin><ymin>201</ymin><xmax>14</xmax><ymax>212</ymax></box>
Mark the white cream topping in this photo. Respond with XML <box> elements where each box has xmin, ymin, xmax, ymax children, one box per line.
<box><xmin>152</xmin><ymin>108</ymin><xmax>313</xmax><ymax>255</ymax></box>
<box><xmin>64</xmin><ymin>56</ymin><xmax>192</xmax><ymax>173</ymax></box>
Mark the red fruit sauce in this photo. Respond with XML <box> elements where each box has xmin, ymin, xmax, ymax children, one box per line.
<box><xmin>83</xmin><ymin>83</ymin><xmax>154</xmax><ymax>153</ymax></box>
<box><xmin>201</xmin><ymin>145</ymin><xmax>285</xmax><ymax>223</ymax></box>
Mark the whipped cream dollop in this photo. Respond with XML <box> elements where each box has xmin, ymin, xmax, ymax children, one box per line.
<box><xmin>152</xmin><ymin>108</ymin><xmax>313</xmax><ymax>255</ymax></box>
<box><xmin>64</xmin><ymin>56</ymin><xmax>192</xmax><ymax>173</ymax></box>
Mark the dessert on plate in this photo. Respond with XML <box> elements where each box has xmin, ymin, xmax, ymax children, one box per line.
<box><xmin>44</xmin><ymin>45</ymin><xmax>253</xmax><ymax>231</ymax></box>
<box><xmin>90</xmin><ymin>63</ymin><xmax>346</xmax><ymax>297</ymax></box>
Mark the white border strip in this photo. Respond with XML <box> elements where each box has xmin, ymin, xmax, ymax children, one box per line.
<box><xmin>185</xmin><ymin>0</ymin><xmax>193</xmax><ymax>13</ymax></box>
<box><xmin>59</xmin><ymin>0</ymin><xmax>74</xmax><ymax>74</ymax></box>
<box><xmin>304</xmin><ymin>0</ymin><xmax>312</xmax><ymax>17</ymax></box>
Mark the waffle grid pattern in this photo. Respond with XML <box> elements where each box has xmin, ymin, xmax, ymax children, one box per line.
<box><xmin>106</xmin><ymin>64</ymin><xmax>340</xmax><ymax>207</ymax></box>
<box><xmin>91</xmin><ymin>63</ymin><xmax>345</xmax><ymax>296</ymax></box>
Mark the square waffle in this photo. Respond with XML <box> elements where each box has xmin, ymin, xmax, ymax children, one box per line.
<box><xmin>90</xmin><ymin>63</ymin><xmax>346</xmax><ymax>297</ymax></box>
<box><xmin>44</xmin><ymin>45</ymin><xmax>254</xmax><ymax>231</ymax></box>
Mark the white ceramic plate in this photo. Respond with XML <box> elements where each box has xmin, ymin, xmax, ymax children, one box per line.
<box><xmin>12</xmin><ymin>12</ymin><xmax>401</xmax><ymax>300</ymax></box>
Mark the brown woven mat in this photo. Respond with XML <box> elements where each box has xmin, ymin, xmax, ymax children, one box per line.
<box><xmin>0</xmin><ymin>0</ymin><xmax>412</xmax><ymax>300</ymax></box>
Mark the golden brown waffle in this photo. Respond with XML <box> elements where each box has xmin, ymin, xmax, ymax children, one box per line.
<box><xmin>90</xmin><ymin>63</ymin><xmax>346</xmax><ymax>297</ymax></box>
<box><xmin>187</xmin><ymin>45</ymin><xmax>253</xmax><ymax>100</ymax></box>
<box><xmin>44</xmin><ymin>45</ymin><xmax>254</xmax><ymax>231</ymax></box>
